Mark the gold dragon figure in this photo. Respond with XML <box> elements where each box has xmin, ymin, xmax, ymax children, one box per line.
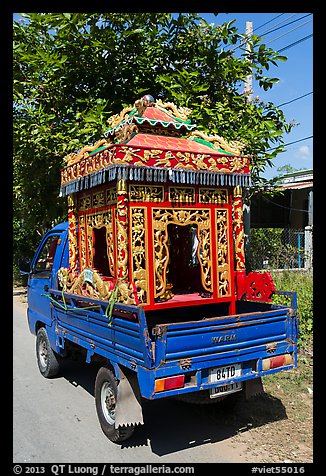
<box><xmin>187</xmin><ymin>130</ymin><xmax>246</xmax><ymax>155</ymax></box>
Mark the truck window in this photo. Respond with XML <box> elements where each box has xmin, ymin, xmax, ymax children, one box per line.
<box><xmin>34</xmin><ymin>235</ymin><xmax>60</xmax><ymax>273</ymax></box>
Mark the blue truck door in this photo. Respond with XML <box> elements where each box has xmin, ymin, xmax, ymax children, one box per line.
<box><xmin>28</xmin><ymin>228</ymin><xmax>67</xmax><ymax>330</ymax></box>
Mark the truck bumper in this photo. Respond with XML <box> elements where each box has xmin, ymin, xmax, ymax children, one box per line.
<box><xmin>137</xmin><ymin>347</ymin><xmax>297</xmax><ymax>400</ymax></box>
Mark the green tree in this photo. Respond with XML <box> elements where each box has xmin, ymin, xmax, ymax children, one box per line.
<box><xmin>13</xmin><ymin>13</ymin><xmax>295</xmax><ymax>268</ymax></box>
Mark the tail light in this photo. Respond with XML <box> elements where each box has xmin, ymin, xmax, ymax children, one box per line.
<box><xmin>262</xmin><ymin>353</ymin><xmax>293</xmax><ymax>371</ymax></box>
<box><xmin>154</xmin><ymin>375</ymin><xmax>185</xmax><ymax>393</ymax></box>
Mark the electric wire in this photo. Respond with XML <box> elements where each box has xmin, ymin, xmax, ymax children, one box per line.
<box><xmin>254</xmin><ymin>13</ymin><xmax>285</xmax><ymax>32</ymax></box>
<box><xmin>278</xmin><ymin>34</ymin><xmax>313</xmax><ymax>52</ymax></box>
<box><xmin>258</xmin><ymin>13</ymin><xmax>312</xmax><ymax>37</ymax></box>
<box><xmin>276</xmin><ymin>92</ymin><xmax>313</xmax><ymax>108</ymax></box>
<box><xmin>255</xmin><ymin>14</ymin><xmax>298</xmax><ymax>36</ymax></box>
<box><xmin>267</xmin><ymin>136</ymin><xmax>313</xmax><ymax>151</ymax></box>
<box><xmin>265</xmin><ymin>18</ymin><xmax>313</xmax><ymax>46</ymax></box>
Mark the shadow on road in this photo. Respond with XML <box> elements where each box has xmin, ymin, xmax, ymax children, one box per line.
<box><xmin>57</xmin><ymin>359</ymin><xmax>288</xmax><ymax>457</ymax></box>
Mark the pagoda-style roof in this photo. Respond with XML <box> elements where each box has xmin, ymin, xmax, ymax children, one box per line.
<box><xmin>60</xmin><ymin>95</ymin><xmax>251</xmax><ymax>196</ymax></box>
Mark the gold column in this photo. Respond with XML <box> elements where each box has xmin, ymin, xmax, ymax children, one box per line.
<box><xmin>67</xmin><ymin>194</ymin><xmax>78</xmax><ymax>276</ymax></box>
<box><xmin>232</xmin><ymin>186</ymin><xmax>246</xmax><ymax>271</ymax></box>
<box><xmin>116</xmin><ymin>179</ymin><xmax>129</xmax><ymax>279</ymax></box>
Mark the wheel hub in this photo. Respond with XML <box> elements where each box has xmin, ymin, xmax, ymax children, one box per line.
<box><xmin>39</xmin><ymin>339</ymin><xmax>48</xmax><ymax>367</ymax></box>
<box><xmin>101</xmin><ymin>382</ymin><xmax>116</xmax><ymax>425</ymax></box>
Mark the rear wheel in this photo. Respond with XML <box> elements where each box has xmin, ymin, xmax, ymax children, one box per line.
<box><xmin>36</xmin><ymin>327</ymin><xmax>60</xmax><ymax>378</ymax></box>
<box><xmin>95</xmin><ymin>367</ymin><xmax>135</xmax><ymax>443</ymax></box>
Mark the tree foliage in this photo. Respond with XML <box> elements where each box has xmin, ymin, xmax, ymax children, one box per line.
<box><xmin>13</xmin><ymin>12</ymin><xmax>295</xmax><ymax>263</ymax></box>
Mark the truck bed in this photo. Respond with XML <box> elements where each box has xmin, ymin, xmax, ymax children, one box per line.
<box><xmin>49</xmin><ymin>289</ymin><xmax>297</xmax><ymax>399</ymax></box>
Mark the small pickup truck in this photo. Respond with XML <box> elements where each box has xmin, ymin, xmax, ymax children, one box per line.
<box><xmin>20</xmin><ymin>221</ymin><xmax>299</xmax><ymax>443</ymax></box>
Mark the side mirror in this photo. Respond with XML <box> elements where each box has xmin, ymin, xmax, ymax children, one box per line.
<box><xmin>18</xmin><ymin>258</ymin><xmax>32</xmax><ymax>275</ymax></box>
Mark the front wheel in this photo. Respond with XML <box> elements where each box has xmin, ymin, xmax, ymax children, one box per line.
<box><xmin>36</xmin><ymin>327</ymin><xmax>60</xmax><ymax>378</ymax></box>
<box><xmin>94</xmin><ymin>367</ymin><xmax>135</xmax><ymax>443</ymax></box>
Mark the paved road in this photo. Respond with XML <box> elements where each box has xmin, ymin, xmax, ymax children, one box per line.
<box><xmin>13</xmin><ymin>291</ymin><xmax>249</xmax><ymax>464</ymax></box>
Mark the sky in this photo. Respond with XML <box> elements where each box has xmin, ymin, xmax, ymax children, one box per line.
<box><xmin>199</xmin><ymin>12</ymin><xmax>313</xmax><ymax>179</ymax></box>
<box><xmin>13</xmin><ymin>12</ymin><xmax>313</xmax><ymax>180</ymax></box>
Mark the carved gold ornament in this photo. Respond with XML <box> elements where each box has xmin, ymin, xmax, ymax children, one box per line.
<box><xmin>129</xmin><ymin>185</ymin><xmax>164</xmax><ymax>202</ymax></box>
<box><xmin>106</xmin><ymin>106</ymin><xmax>135</xmax><ymax>129</ymax></box>
<box><xmin>116</xmin><ymin>179</ymin><xmax>129</xmax><ymax>280</ymax></box>
<box><xmin>168</xmin><ymin>187</ymin><xmax>195</xmax><ymax>203</ymax></box>
<box><xmin>155</xmin><ymin>99</ymin><xmax>192</xmax><ymax>121</ymax></box>
<box><xmin>216</xmin><ymin>210</ymin><xmax>231</xmax><ymax>297</ymax></box>
<box><xmin>130</xmin><ymin>207</ymin><xmax>149</xmax><ymax>304</ymax></box>
<box><xmin>199</xmin><ymin>188</ymin><xmax>228</xmax><ymax>204</ymax></box>
<box><xmin>63</xmin><ymin>139</ymin><xmax>112</xmax><ymax>166</ymax></box>
<box><xmin>58</xmin><ymin>267</ymin><xmax>137</xmax><ymax>305</ymax></box>
<box><xmin>67</xmin><ymin>195</ymin><xmax>78</xmax><ymax>276</ymax></box>
<box><xmin>187</xmin><ymin>130</ymin><xmax>245</xmax><ymax>155</ymax></box>
<box><xmin>232</xmin><ymin>186</ymin><xmax>246</xmax><ymax>271</ymax></box>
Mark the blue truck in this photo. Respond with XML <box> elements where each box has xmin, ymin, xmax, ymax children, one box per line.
<box><xmin>21</xmin><ymin>221</ymin><xmax>299</xmax><ymax>443</ymax></box>
<box><xmin>21</xmin><ymin>95</ymin><xmax>300</xmax><ymax>443</ymax></box>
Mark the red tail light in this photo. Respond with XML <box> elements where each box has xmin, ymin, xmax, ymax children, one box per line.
<box><xmin>154</xmin><ymin>375</ymin><xmax>185</xmax><ymax>393</ymax></box>
<box><xmin>262</xmin><ymin>354</ymin><xmax>293</xmax><ymax>371</ymax></box>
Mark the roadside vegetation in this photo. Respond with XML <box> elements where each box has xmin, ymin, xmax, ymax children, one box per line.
<box><xmin>243</xmin><ymin>270</ymin><xmax>313</xmax><ymax>462</ymax></box>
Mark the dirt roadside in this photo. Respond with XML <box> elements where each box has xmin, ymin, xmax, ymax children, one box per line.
<box><xmin>14</xmin><ymin>286</ymin><xmax>313</xmax><ymax>463</ymax></box>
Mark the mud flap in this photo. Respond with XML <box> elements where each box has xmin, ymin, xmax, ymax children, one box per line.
<box><xmin>244</xmin><ymin>377</ymin><xmax>264</xmax><ymax>399</ymax></box>
<box><xmin>114</xmin><ymin>366</ymin><xmax>144</xmax><ymax>429</ymax></box>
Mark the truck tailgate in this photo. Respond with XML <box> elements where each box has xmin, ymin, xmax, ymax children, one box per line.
<box><xmin>152</xmin><ymin>305</ymin><xmax>297</xmax><ymax>367</ymax></box>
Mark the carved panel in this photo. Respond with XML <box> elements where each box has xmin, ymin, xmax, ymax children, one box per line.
<box><xmin>168</xmin><ymin>187</ymin><xmax>195</xmax><ymax>203</ymax></box>
<box><xmin>232</xmin><ymin>186</ymin><xmax>246</xmax><ymax>270</ymax></box>
<box><xmin>199</xmin><ymin>188</ymin><xmax>228</xmax><ymax>204</ymax></box>
<box><xmin>116</xmin><ymin>179</ymin><xmax>129</xmax><ymax>279</ymax></box>
<box><xmin>106</xmin><ymin>187</ymin><xmax>117</xmax><ymax>205</ymax></box>
<box><xmin>92</xmin><ymin>191</ymin><xmax>105</xmax><ymax>208</ymax></box>
<box><xmin>129</xmin><ymin>184</ymin><xmax>164</xmax><ymax>202</ymax></box>
<box><xmin>216</xmin><ymin>209</ymin><xmax>231</xmax><ymax>297</ymax></box>
<box><xmin>78</xmin><ymin>214</ymin><xmax>87</xmax><ymax>271</ymax></box>
<box><xmin>78</xmin><ymin>195</ymin><xmax>92</xmax><ymax>211</ymax></box>
<box><xmin>130</xmin><ymin>207</ymin><xmax>149</xmax><ymax>304</ymax></box>
<box><xmin>67</xmin><ymin>195</ymin><xmax>78</xmax><ymax>276</ymax></box>
<box><xmin>152</xmin><ymin>208</ymin><xmax>212</xmax><ymax>298</ymax></box>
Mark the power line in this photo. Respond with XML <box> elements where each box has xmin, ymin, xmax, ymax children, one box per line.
<box><xmin>265</xmin><ymin>18</ymin><xmax>313</xmax><ymax>46</ymax></box>
<box><xmin>254</xmin><ymin>13</ymin><xmax>286</xmax><ymax>32</ymax></box>
<box><xmin>259</xmin><ymin>13</ymin><xmax>312</xmax><ymax>37</ymax></box>
<box><xmin>276</xmin><ymin>92</ymin><xmax>313</xmax><ymax>108</ymax></box>
<box><xmin>255</xmin><ymin>13</ymin><xmax>298</xmax><ymax>35</ymax></box>
<box><xmin>228</xmin><ymin>14</ymin><xmax>312</xmax><ymax>55</ymax></box>
<box><xmin>267</xmin><ymin>136</ymin><xmax>313</xmax><ymax>151</ymax></box>
<box><xmin>278</xmin><ymin>34</ymin><xmax>313</xmax><ymax>52</ymax></box>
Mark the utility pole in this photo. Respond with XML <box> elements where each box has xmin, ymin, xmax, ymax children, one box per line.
<box><xmin>244</xmin><ymin>21</ymin><xmax>253</xmax><ymax>101</ymax></box>
<box><xmin>243</xmin><ymin>21</ymin><xmax>253</xmax><ymax>271</ymax></box>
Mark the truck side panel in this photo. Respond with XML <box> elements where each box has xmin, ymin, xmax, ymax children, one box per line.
<box><xmin>50</xmin><ymin>291</ymin><xmax>154</xmax><ymax>368</ymax></box>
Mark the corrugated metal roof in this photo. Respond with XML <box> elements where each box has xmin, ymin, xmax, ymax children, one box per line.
<box><xmin>280</xmin><ymin>180</ymin><xmax>313</xmax><ymax>190</ymax></box>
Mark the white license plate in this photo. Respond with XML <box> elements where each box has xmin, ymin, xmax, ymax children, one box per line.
<box><xmin>209</xmin><ymin>381</ymin><xmax>243</xmax><ymax>398</ymax></box>
<box><xmin>209</xmin><ymin>363</ymin><xmax>242</xmax><ymax>383</ymax></box>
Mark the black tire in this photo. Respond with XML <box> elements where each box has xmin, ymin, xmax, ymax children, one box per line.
<box><xmin>36</xmin><ymin>327</ymin><xmax>61</xmax><ymax>378</ymax></box>
<box><xmin>94</xmin><ymin>367</ymin><xmax>135</xmax><ymax>443</ymax></box>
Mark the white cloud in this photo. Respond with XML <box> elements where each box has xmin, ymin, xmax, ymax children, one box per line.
<box><xmin>296</xmin><ymin>145</ymin><xmax>311</xmax><ymax>159</ymax></box>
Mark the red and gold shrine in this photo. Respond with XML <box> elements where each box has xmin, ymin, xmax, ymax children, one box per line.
<box><xmin>58</xmin><ymin>95</ymin><xmax>274</xmax><ymax>314</ymax></box>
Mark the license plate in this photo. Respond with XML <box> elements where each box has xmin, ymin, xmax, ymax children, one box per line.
<box><xmin>209</xmin><ymin>382</ymin><xmax>243</xmax><ymax>398</ymax></box>
<box><xmin>209</xmin><ymin>363</ymin><xmax>242</xmax><ymax>383</ymax></box>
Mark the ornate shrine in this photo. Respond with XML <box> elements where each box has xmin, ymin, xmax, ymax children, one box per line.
<box><xmin>58</xmin><ymin>94</ymin><xmax>275</xmax><ymax>314</ymax></box>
